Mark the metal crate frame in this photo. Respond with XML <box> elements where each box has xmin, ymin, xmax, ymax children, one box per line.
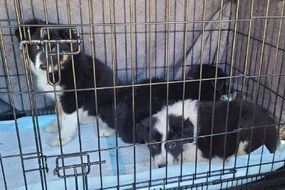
<box><xmin>0</xmin><ymin>0</ymin><xmax>285</xmax><ymax>189</ymax></box>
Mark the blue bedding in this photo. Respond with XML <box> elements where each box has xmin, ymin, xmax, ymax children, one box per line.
<box><xmin>1</xmin><ymin>115</ymin><xmax>284</xmax><ymax>190</ymax></box>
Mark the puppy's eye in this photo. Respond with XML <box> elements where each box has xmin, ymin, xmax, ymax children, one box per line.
<box><xmin>51</xmin><ymin>46</ymin><xmax>56</xmax><ymax>52</ymax></box>
<box><xmin>35</xmin><ymin>45</ymin><xmax>41</xmax><ymax>50</ymax></box>
<box><xmin>149</xmin><ymin>144</ymin><xmax>159</xmax><ymax>150</ymax></box>
<box><xmin>166</xmin><ymin>142</ymin><xmax>176</xmax><ymax>149</ymax></box>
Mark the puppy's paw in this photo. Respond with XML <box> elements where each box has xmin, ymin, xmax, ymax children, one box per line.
<box><xmin>48</xmin><ymin>136</ymin><xmax>71</xmax><ymax>147</ymax></box>
<box><xmin>279</xmin><ymin>126</ymin><xmax>285</xmax><ymax>140</ymax></box>
<box><xmin>44</xmin><ymin>121</ymin><xmax>59</xmax><ymax>133</ymax></box>
<box><xmin>99</xmin><ymin>128</ymin><xmax>115</xmax><ymax>137</ymax></box>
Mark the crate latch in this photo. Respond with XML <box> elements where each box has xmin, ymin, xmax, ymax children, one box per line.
<box><xmin>53</xmin><ymin>152</ymin><xmax>105</xmax><ymax>178</ymax></box>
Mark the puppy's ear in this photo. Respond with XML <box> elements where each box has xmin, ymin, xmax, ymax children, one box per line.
<box><xmin>183</xmin><ymin>119</ymin><xmax>194</xmax><ymax>143</ymax></box>
<box><xmin>216</xmin><ymin>79</ymin><xmax>226</xmax><ymax>91</ymax></box>
<box><xmin>15</xmin><ymin>19</ymin><xmax>46</xmax><ymax>41</ymax></box>
<box><xmin>135</xmin><ymin>117</ymin><xmax>152</xmax><ymax>143</ymax></box>
<box><xmin>14</xmin><ymin>27</ymin><xmax>22</xmax><ymax>41</ymax></box>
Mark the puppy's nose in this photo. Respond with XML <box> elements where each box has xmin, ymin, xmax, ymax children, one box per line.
<box><xmin>158</xmin><ymin>163</ymin><xmax>167</xmax><ymax>168</ymax></box>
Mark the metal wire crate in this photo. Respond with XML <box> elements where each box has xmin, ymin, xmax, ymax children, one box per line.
<box><xmin>0</xmin><ymin>0</ymin><xmax>285</xmax><ymax>189</ymax></box>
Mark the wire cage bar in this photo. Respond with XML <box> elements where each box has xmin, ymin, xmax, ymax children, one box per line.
<box><xmin>0</xmin><ymin>0</ymin><xmax>285</xmax><ymax>189</ymax></box>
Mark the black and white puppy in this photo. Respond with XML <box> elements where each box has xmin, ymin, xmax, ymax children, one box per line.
<box><xmin>113</xmin><ymin>64</ymin><xmax>230</xmax><ymax>144</ymax></box>
<box><xmin>136</xmin><ymin>99</ymin><xmax>278</xmax><ymax>168</ymax></box>
<box><xmin>15</xmin><ymin>19</ymin><xmax>117</xmax><ymax>146</ymax></box>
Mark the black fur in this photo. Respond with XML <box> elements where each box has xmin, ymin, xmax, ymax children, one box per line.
<box><xmin>185</xmin><ymin>64</ymin><xmax>229</xmax><ymax>101</ymax></box>
<box><xmin>136</xmin><ymin>99</ymin><xmax>278</xmax><ymax>165</ymax></box>
<box><xmin>197</xmin><ymin>100</ymin><xmax>278</xmax><ymax>158</ymax></box>
<box><xmin>113</xmin><ymin>64</ymin><xmax>229</xmax><ymax>144</ymax></box>
<box><xmin>58</xmin><ymin>56</ymin><xmax>115</xmax><ymax>115</ymax></box>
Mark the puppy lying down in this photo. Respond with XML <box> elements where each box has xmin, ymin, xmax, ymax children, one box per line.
<box><xmin>136</xmin><ymin>99</ymin><xmax>278</xmax><ymax>168</ymax></box>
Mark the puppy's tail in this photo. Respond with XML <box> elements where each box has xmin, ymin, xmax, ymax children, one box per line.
<box><xmin>264</xmin><ymin>125</ymin><xmax>280</xmax><ymax>153</ymax></box>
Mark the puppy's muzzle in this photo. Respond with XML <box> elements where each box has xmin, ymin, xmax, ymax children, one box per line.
<box><xmin>158</xmin><ymin>163</ymin><xmax>167</xmax><ymax>168</ymax></box>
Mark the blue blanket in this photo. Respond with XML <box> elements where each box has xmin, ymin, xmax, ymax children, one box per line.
<box><xmin>1</xmin><ymin>115</ymin><xmax>285</xmax><ymax>189</ymax></box>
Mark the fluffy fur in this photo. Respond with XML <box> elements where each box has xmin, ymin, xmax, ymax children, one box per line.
<box><xmin>16</xmin><ymin>19</ymin><xmax>117</xmax><ymax>146</ymax></box>
<box><xmin>136</xmin><ymin>99</ymin><xmax>278</xmax><ymax>168</ymax></box>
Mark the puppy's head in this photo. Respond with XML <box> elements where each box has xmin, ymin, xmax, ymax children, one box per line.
<box><xmin>187</xmin><ymin>64</ymin><xmax>232</xmax><ymax>100</ymax></box>
<box><xmin>136</xmin><ymin>114</ymin><xmax>194</xmax><ymax>168</ymax></box>
<box><xmin>15</xmin><ymin>19</ymin><xmax>78</xmax><ymax>75</ymax></box>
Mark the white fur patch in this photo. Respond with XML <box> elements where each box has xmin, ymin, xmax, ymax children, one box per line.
<box><xmin>152</xmin><ymin>151</ymin><xmax>176</xmax><ymax>168</ymax></box>
<box><xmin>31</xmin><ymin>54</ymin><xmax>62</xmax><ymax>99</ymax></box>
<box><xmin>153</xmin><ymin>99</ymin><xmax>198</xmax><ymax>141</ymax></box>
<box><xmin>97</xmin><ymin>117</ymin><xmax>115</xmax><ymax>137</ymax></box>
<box><xmin>237</xmin><ymin>141</ymin><xmax>248</xmax><ymax>155</ymax></box>
<box><xmin>48</xmin><ymin>108</ymin><xmax>114</xmax><ymax>146</ymax></box>
<box><xmin>44</xmin><ymin>120</ymin><xmax>60</xmax><ymax>133</ymax></box>
<box><xmin>153</xmin><ymin>154</ymin><xmax>166</xmax><ymax>168</ymax></box>
<box><xmin>49</xmin><ymin>110</ymin><xmax>79</xmax><ymax>146</ymax></box>
<box><xmin>78</xmin><ymin>109</ymin><xmax>95</xmax><ymax>125</ymax></box>
<box><xmin>151</xmin><ymin>99</ymin><xmax>199</xmax><ymax>167</ymax></box>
